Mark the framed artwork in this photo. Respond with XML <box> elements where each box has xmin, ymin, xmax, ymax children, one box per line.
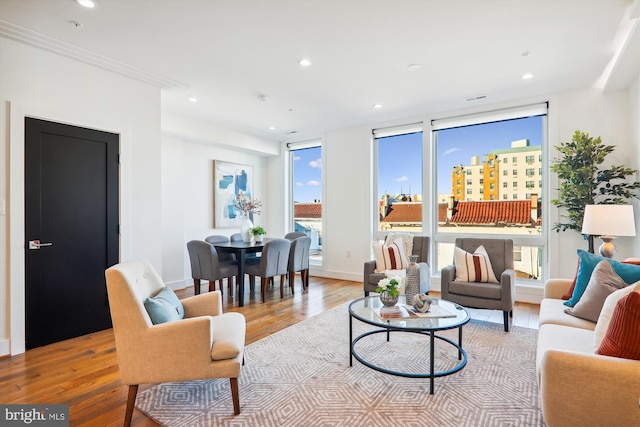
<box><xmin>213</xmin><ymin>160</ymin><xmax>254</xmax><ymax>228</ymax></box>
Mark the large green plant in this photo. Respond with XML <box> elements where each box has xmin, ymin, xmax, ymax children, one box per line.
<box><xmin>551</xmin><ymin>130</ymin><xmax>640</xmax><ymax>251</ymax></box>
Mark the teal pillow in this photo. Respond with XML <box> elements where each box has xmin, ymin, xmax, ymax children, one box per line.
<box><xmin>144</xmin><ymin>287</ymin><xmax>185</xmax><ymax>324</ymax></box>
<box><xmin>565</xmin><ymin>250</ymin><xmax>640</xmax><ymax>307</ymax></box>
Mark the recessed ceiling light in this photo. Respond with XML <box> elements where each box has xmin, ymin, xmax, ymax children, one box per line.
<box><xmin>299</xmin><ymin>58</ymin><xmax>312</xmax><ymax>67</ymax></box>
<box><xmin>76</xmin><ymin>0</ymin><xmax>96</xmax><ymax>8</ymax></box>
<box><xmin>373</xmin><ymin>103</ymin><xmax>383</xmax><ymax>109</ymax></box>
<box><xmin>188</xmin><ymin>97</ymin><xmax>198</xmax><ymax>103</ymax></box>
<box><xmin>269</xmin><ymin>126</ymin><xmax>276</xmax><ymax>130</ymax></box>
<box><xmin>407</xmin><ymin>63</ymin><xmax>421</xmax><ymax>71</ymax></box>
<box><xmin>522</xmin><ymin>73</ymin><xmax>534</xmax><ymax>80</ymax></box>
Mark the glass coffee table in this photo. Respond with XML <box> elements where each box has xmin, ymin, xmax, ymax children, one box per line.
<box><xmin>349</xmin><ymin>295</ymin><xmax>470</xmax><ymax>394</ymax></box>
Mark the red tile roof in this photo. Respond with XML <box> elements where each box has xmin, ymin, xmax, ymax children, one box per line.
<box><xmin>450</xmin><ymin>200</ymin><xmax>534</xmax><ymax>225</ymax></box>
<box><xmin>294</xmin><ymin>202</ymin><xmax>322</xmax><ymax>219</ymax></box>
<box><xmin>381</xmin><ymin>203</ymin><xmax>421</xmax><ymax>223</ymax></box>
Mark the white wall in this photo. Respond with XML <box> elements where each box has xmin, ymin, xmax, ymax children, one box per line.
<box><xmin>630</xmin><ymin>75</ymin><xmax>640</xmax><ymax>256</ymax></box>
<box><xmin>160</xmin><ymin>114</ymin><xmax>276</xmax><ymax>288</ymax></box>
<box><xmin>0</xmin><ymin>38</ymin><xmax>163</xmax><ymax>355</ymax></box>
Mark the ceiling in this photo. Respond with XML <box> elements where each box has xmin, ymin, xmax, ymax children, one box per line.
<box><xmin>1</xmin><ymin>0</ymin><xmax>638</xmax><ymax>142</ymax></box>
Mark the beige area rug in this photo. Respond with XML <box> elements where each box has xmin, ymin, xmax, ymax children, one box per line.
<box><xmin>135</xmin><ymin>302</ymin><xmax>544</xmax><ymax>426</ymax></box>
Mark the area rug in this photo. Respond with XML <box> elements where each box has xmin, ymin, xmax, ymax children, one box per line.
<box><xmin>135</xmin><ymin>302</ymin><xmax>544</xmax><ymax>426</ymax></box>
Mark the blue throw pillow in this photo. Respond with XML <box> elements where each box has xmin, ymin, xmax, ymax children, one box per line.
<box><xmin>565</xmin><ymin>250</ymin><xmax>640</xmax><ymax>307</ymax></box>
<box><xmin>144</xmin><ymin>287</ymin><xmax>185</xmax><ymax>324</ymax></box>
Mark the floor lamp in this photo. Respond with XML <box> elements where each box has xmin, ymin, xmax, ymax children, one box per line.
<box><xmin>581</xmin><ymin>204</ymin><xmax>636</xmax><ymax>258</ymax></box>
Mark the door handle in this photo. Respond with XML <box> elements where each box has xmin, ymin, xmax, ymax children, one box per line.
<box><xmin>28</xmin><ymin>240</ymin><xmax>53</xmax><ymax>250</ymax></box>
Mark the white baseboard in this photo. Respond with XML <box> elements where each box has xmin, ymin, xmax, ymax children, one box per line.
<box><xmin>166</xmin><ymin>279</ymin><xmax>189</xmax><ymax>291</ymax></box>
<box><xmin>0</xmin><ymin>339</ymin><xmax>10</xmax><ymax>357</ymax></box>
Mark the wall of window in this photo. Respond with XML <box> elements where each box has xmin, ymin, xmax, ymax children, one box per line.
<box><xmin>431</xmin><ymin>104</ymin><xmax>548</xmax><ymax>283</ymax></box>
<box><xmin>373</xmin><ymin>124</ymin><xmax>423</xmax><ymax>237</ymax></box>
<box><xmin>289</xmin><ymin>141</ymin><xmax>323</xmax><ymax>264</ymax></box>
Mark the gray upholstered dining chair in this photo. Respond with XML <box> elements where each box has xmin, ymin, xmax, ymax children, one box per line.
<box><xmin>245</xmin><ymin>238</ymin><xmax>292</xmax><ymax>303</ymax></box>
<box><xmin>205</xmin><ymin>235</ymin><xmax>235</xmax><ymax>262</ymax></box>
<box><xmin>363</xmin><ymin>235</ymin><xmax>430</xmax><ymax>297</ymax></box>
<box><xmin>440</xmin><ymin>237</ymin><xmax>515</xmax><ymax>332</ymax></box>
<box><xmin>287</xmin><ymin>236</ymin><xmax>312</xmax><ymax>291</ymax></box>
<box><xmin>105</xmin><ymin>260</ymin><xmax>245</xmax><ymax>426</ymax></box>
<box><xmin>187</xmin><ymin>240</ymin><xmax>238</xmax><ymax>296</ymax></box>
<box><xmin>284</xmin><ymin>232</ymin><xmax>306</xmax><ymax>240</ymax></box>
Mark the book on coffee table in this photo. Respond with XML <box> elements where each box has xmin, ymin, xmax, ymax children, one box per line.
<box><xmin>373</xmin><ymin>304</ymin><xmax>456</xmax><ymax>320</ymax></box>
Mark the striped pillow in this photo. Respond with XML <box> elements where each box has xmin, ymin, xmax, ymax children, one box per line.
<box><xmin>596</xmin><ymin>290</ymin><xmax>640</xmax><ymax>360</ymax></box>
<box><xmin>373</xmin><ymin>238</ymin><xmax>409</xmax><ymax>273</ymax></box>
<box><xmin>454</xmin><ymin>245</ymin><xmax>499</xmax><ymax>283</ymax></box>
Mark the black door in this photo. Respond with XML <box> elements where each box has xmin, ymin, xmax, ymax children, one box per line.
<box><xmin>25</xmin><ymin>118</ymin><xmax>119</xmax><ymax>349</ymax></box>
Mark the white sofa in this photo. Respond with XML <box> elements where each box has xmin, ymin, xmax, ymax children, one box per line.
<box><xmin>536</xmin><ymin>278</ymin><xmax>640</xmax><ymax>427</ymax></box>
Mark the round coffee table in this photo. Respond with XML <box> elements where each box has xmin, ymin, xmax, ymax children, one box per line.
<box><xmin>348</xmin><ymin>295</ymin><xmax>470</xmax><ymax>394</ymax></box>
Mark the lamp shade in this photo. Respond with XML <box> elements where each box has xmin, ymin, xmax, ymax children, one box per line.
<box><xmin>581</xmin><ymin>205</ymin><xmax>636</xmax><ymax>237</ymax></box>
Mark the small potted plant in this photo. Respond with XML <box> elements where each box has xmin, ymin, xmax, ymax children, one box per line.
<box><xmin>251</xmin><ymin>226</ymin><xmax>267</xmax><ymax>243</ymax></box>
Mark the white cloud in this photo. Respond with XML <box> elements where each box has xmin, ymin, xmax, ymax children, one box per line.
<box><xmin>444</xmin><ymin>147</ymin><xmax>460</xmax><ymax>156</ymax></box>
<box><xmin>394</xmin><ymin>176</ymin><xmax>409</xmax><ymax>183</ymax></box>
<box><xmin>309</xmin><ymin>158</ymin><xmax>322</xmax><ymax>169</ymax></box>
<box><xmin>295</xmin><ymin>182</ymin><xmax>303</xmax><ymax>187</ymax></box>
<box><xmin>307</xmin><ymin>180</ymin><xmax>321</xmax><ymax>186</ymax></box>
<box><xmin>293</xmin><ymin>155</ymin><xmax>301</xmax><ymax>161</ymax></box>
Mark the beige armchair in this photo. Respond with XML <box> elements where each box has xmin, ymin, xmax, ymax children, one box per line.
<box><xmin>105</xmin><ymin>260</ymin><xmax>246</xmax><ymax>426</ymax></box>
<box><xmin>441</xmin><ymin>238</ymin><xmax>515</xmax><ymax>332</ymax></box>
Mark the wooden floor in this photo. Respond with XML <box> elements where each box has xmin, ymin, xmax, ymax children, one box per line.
<box><xmin>0</xmin><ymin>276</ymin><xmax>539</xmax><ymax>426</ymax></box>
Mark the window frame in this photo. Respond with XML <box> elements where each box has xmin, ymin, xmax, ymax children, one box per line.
<box><xmin>430</xmin><ymin>103</ymin><xmax>548</xmax><ymax>286</ymax></box>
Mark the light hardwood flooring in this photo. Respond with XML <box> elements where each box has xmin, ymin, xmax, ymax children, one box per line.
<box><xmin>0</xmin><ymin>276</ymin><xmax>539</xmax><ymax>426</ymax></box>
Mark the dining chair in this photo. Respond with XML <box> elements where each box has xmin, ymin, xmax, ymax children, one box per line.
<box><xmin>284</xmin><ymin>232</ymin><xmax>306</xmax><ymax>240</ymax></box>
<box><xmin>187</xmin><ymin>240</ymin><xmax>238</xmax><ymax>296</ymax></box>
<box><xmin>287</xmin><ymin>236</ymin><xmax>312</xmax><ymax>291</ymax></box>
<box><xmin>244</xmin><ymin>238</ymin><xmax>292</xmax><ymax>303</ymax></box>
<box><xmin>205</xmin><ymin>235</ymin><xmax>235</xmax><ymax>262</ymax></box>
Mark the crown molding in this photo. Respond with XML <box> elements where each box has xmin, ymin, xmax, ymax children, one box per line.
<box><xmin>0</xmin><ymin>19</ymin><xmax>188</xmax><ymax>90</ymax></box>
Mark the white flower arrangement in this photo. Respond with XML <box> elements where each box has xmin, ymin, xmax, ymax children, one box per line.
<box><xmin>376</xmin><ymin>276</ymin><xmax>403</xmax><ymax>297</ymax></box>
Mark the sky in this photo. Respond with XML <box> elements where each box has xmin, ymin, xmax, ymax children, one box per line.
<box><xmin>292</xmin><ymin>115</ymin><xmax>543</xmax><ymax>203</ymax></box>
<box><xmin>292</xmin><ymin>146</ymin><xmax>322</xmax><ymax>203</ymax></box>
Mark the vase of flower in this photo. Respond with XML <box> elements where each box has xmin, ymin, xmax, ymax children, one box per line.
<box><xmin>234</xmin><ymin>192</ymin><xmax>261</xmax><ymax>243</ymax></box>
<box><xmin>379</xmin><ymin>291</ymin><xmax>399</xmax><ymax>307</ymax></box>
<box><xmin>377</xmin><ymin>277</ymin><xmax>400</xmax><ymax>307</ymax></box>
<box><xmin>240</xmin><ymin>214</ymin><xmax>254</xmax><ymax>243</ymax></box>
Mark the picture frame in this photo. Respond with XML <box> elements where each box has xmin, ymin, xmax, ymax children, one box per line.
<box><xmin>213</xmin><ymin>160</ymin><xmax>254</xmax><ymax>228</ymax></box>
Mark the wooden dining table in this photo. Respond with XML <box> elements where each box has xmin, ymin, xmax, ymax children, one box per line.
<box><xmin>212</xmin><ymin>238</ymin><xmax>273</xmax><ymax>306</ymax></box>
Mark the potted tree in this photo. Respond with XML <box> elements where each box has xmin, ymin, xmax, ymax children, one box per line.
<box><xmin>551</xmin><ymin>130</ymin><xmax>639</xmax><ymax>252</ymax></box>
<box><xmin>251</xmin><ymin>226</ymin><xmax>267</xmax><ymax>243</ymax></box>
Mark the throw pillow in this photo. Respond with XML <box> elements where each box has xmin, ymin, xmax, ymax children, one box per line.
<box><xmin>564</xmin><ymin>250</ymin><xmax>640</xmax><ymax>307</ymax></box>
<box><xmin>454</xmin><ymin>245</ymin><xmax>499</xmax><ymax>283</ymax></box>
<box><xmin>144</xmin><ymin>287</ymin><xmax>185</xmax><ymax>325</ymax></box>
<box><xmin>564</xmin><ymin>260</ymin><xmax>627</xmax><ymax>322</ymax></box>
<box><xmin>596</xmin><ymin>290</ymin><xmax>640</xmax><ymax>360</ymax></box>
<box><xmin>372</xmin><ymin>238</ymin><xmax>409</xmax><ymax>272</ymax></box>
<box><xmin>593</xmin><ymin>281</ymin><xmax>640</xmax><ymax>350</ymax></box>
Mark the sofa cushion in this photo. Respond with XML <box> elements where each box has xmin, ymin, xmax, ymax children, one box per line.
<box><xmin>536</xmin><ymin>323</ymin><xmax>595</xmax><ymax>377</ymax></box>
<box><xmin>372</xmin><ymin>238</ymin><xmax>408</xmax><ymax>272</ymax></box>
<box><xmin>448</xmin><ymin>280</ymin><xmax>502</xmax><ymax>300</ymax></box>
<box><xmin>564</xmin><ymin>260</ymin><xmax>627</xmax><ymax>323</ymax></box>
<box><xmin>210</xmin><ymin>312</ymin><xmax>245</xmax><ymax>361</ymax></box>
<box><xmin>593</xmin><ymin>281</ymin><xmax>640</xmax><ymax>350</ymax></box>
<box><xmin>144</xmin><ymin>287</ymin><xmax>185</xmax><ymax>325</ymax></box>
<box><xmin>454</xmin><ymin>245</ymin><xmax>499</xmax><ymax>283</ymax></box>
<box><xmin>596</xmin><ymin>288</ymin><xmax>640</xmax><ymax>360</ymax></box>
<box><xmin>565</xmin><ymin>250</ymin><xmax>640</xmax><ymax>307</ymax></box>
<box><xmin>561</xmin><ymin>259</ymin><xmax>580</xmax><ymax>300</ymax></box>
<box><xmin>539</xmin><ymin>298</ymin><xmax>596</xmax><ymax>330</ymax></box>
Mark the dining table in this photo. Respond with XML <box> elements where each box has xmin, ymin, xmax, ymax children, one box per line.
<box><xmin>212</xmin><ymin>238</ymin><xmax>273</xmax><ymax>307</ymax></box>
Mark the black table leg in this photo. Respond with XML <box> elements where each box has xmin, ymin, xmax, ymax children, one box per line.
<box><xmin>430</xmin><ymin>330</ymin><xmax>435</xmax><ymax>394</ymax></box>
<box><xmin>237</xmin><ymin>249</ymin><xmax>246</xmax><ymax>307</ymax></box>
<box><xmin>349</xmin><ymin>314</ymin><xmax>353</xmax><ymax>366</ymax></box>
